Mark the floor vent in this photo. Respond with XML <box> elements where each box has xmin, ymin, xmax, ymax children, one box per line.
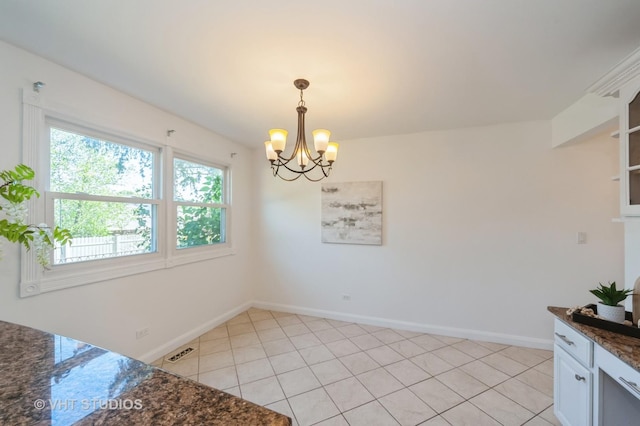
<box><xmin>165</xmin><ymin>346</ymin><xmax>197</xmax><ymax>363</ymax></box>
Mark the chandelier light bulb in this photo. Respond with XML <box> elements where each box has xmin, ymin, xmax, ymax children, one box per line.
<box><xmin>297</xmin><ymin>149</ymin><xmax>309</xmax><ymax>167</ymax></box>
<box><xmin>269</xmin><ymin>129</ymin><xmax>288</xmax><ymax>152</ymax></box>
<box><xmin>325</xmin><ymin>143</ymin><xmax>339</xmax><ymax>163</ymax></box>
<box><xmin>264</xmin><ymin>142</ymin><xmax>277</xmax><ymax>161</ymax></box>
<box><xmin>312</xmin><ymin>129</ymin><xmax>330</xmax><ymax>153</ymax></box>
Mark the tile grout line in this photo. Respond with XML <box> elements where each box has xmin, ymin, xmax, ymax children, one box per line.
<box><xmin>176</xmin><ymin>309</ymin><xmax>558</xmax><ymax>426</ymax></box>
<box><xmin>262</xmin><ymin>315</ymin><xmax>551</xmax><ymax>424</ymax></box>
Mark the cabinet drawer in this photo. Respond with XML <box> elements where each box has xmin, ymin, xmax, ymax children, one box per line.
<box><xmin>555</xmin><ymin>319</ymin><xmax>593</xmax><ymax>367</ymax></box>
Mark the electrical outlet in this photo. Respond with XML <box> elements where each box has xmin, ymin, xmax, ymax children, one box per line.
<box><xmin>342</xmin><ymin>294</ymin><xmax>351</xmax><ymax>301</ymax></box>
<box><xmin>136</xmin><ymin>327</ymin><xmax>149</xmax><ymax>339</ymax></box>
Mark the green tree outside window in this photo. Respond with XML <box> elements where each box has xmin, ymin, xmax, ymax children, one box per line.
<box><xmin>0</xmin><ymin>164</ymin><xmax>72</xmax><ymax>266</ymax></box>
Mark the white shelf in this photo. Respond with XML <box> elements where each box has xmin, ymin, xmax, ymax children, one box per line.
<box><xmin>612</xmin><ymin>217</ymin><xmax>624</xmax><ymax>223</ymax></box>
<box><xmin>612</xmin><ymin>175</ymin><xmax>621</xmax><ymax>181</ymax></box>
<box><xmin>611</xmin><ymin>130</ymin><xmax>620</xmax><ymax>139</ymax></box>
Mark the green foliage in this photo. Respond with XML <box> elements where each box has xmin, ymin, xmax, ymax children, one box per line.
<box><xmin>51</xmin><ymin>227</ymin><xmax>73</xmax><ymax>247</ymax></box>
<box><xmin>589</xmin><ymin>281</ymin><xmax>633</xmax><ymax>306</ymax></box>
<box><xmin>0</xmin><ymin>163</ymin><xmax>39</xmax><ymax>204</ymax></box>
<box><xmin>50</xmin><ymin>128</ymin><xmax>152</xmax><ymax>238</ymax></box>
<box><xmin>0</xmin><ymin>220</ymin><xmax>73</xmax><ymax>250</ymax></box>
<box><xmin>174</xmin><ymin>159</ymin><xmax>224</xmax><ymax>249</ymax></box>
<box><xmin>0</xmin><ymin>164</ymin><xmax>72</xmax><ymax>266</ymax></box>
<box><xmin>177</xmin><ymin>206</ymin><xmax>222</xmax><ymax>248</ymax></box>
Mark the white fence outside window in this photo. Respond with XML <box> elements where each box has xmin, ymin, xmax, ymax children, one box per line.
<box><xmin>55</xmin><ymin>231</ymin><xmax>146</xmax><ymax>264</ymax></box>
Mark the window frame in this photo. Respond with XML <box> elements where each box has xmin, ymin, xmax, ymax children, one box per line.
<box><xmin>46</xmin><ymin>118</ymin><xmax>163</xmax><ymax>266</ymax></box>
<box><xmin>168</xmin><ymin>149</ymin><xmax>233</xmax><ymax>266</ymax></box>
<box><xmin>20</xmin><ymin>91</ymin><xmax>233</xmax><ymax>297</ymax></box>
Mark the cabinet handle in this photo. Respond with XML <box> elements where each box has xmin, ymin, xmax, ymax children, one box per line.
<box><xmin>555</xmin><ymin>332</ymin><xmax>575</xmax><ymax>346</ymax></box>
<box><xmin>574</xmin><ymin>374</ymin><xmax>586</xmax><ymax>382</ymax></box>
<box><xmin>619</xmin><ymin>377</ymin><xmax>640</xmax><ymax>396</ymax></box>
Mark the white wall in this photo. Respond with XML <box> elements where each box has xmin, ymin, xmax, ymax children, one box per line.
<box><xmin>0</xmin><ymin>40</ymin><xmax>625</xmax><ymax>359</ymax></box>
<box><xmin>0</xmin><ymin>41</ymin><xmax>256</xmax><ymax>361</ymax></box>
<box><xmin>253</xmin><ymin>121</ymin><xmax>624</xmax><ymax>347</ymax></box>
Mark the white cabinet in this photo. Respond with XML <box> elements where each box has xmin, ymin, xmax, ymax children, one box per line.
<box><xmin>554</xmin><ymin>319</ymin><xmax>593</xmax><ymax>425</ymax></box>
<box><xmin>553</xmin><ymin>317</ymin><xmax>640</xmax><ymax>426</ymax></box>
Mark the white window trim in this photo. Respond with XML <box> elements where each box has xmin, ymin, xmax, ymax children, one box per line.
<box><xmin>167</xmin><ymin>148</ymin><xmax>234</xmax><ymax>267</ymax></box>
<box><xmin>20</xmin><ymin>90</ymin><xmax>234</xmax><ymax>297</ymax></box>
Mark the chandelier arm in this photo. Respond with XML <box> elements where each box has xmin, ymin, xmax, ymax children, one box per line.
<box><xmin>272</xmin><ymin>164</ymin><xmax>331</xmax><ymax>182</ymax></box>
<box><xmin>296</xmin><ymin>105</ymin><xmax>309</xmax><ymax>168</ymax></box>
<box><xmin>272</xmin><ymin>166</ymin><xmax>304</xmax><ymax>181</ymax></box>
<box><xmin>271</xmin><ymin>159</ymin><xmax>333</xmax><ymax>181</ymax></box>
<box><xmin>273</xmin><ymin>153</ymin><xmax>331</xmax><ymax>171</ymax></box>
<box><xmin>273</xmin><ymin>158</ymin><xmax>324</xmax><ymax>175</ymax></box>
<box><xmin>308</xmin><ymin>155</ymin><xmax>330</xmax><ymax>167</ymax></box>
<box><xmin>301</xmin><ymin>165</ymin><xmax>332</xmax><ymax>182</ymax></box>
<box><xmin>277</xmin><ymin>151</ymin><xmax>299</xmax><ymax>163</ymax></box>
<box><xmin>270</xmin><ymin>161</ymin><xmax>305</xmax><ymax>181</ymax></box>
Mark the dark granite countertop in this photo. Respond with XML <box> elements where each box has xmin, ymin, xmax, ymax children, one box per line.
<box><xmin>548</xmin><ymin>306</ymin><xmax>640</xmax><ymax>372</ymax></box>
<box><xmin>0</xmin><ymin>320</ymin><xmax>291</xmax><ymax>425</ymax></box>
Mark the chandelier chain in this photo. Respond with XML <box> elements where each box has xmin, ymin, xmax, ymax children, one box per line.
<box><xmin>298</xmin><ymin>88</ymin><xmax>305</xmax><ymax>107</ymax></box>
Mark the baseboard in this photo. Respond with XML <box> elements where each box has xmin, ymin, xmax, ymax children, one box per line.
<box><xmin>136</xmin><ymin>300</ymin><xmax>253</xmax><ymax>363</ymax></box>
<box><xmin>252</xmin><ymin>300</ymin><xmax>554</xmax><ymax>350</ymax></box>
<box><xmin>137</xmin><ymin>299</ymin><xmax>553</xmax><ymax>363</ymax></box>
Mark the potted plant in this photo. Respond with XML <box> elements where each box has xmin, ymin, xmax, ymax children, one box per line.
<box><xmin>1</xmin><ymin>164</ymin><xmax>71</xmax><ymax>266</ymax></box>
<box><xmin>589</xmin><ymin>281</ymin><xmax>633</xmax><ymax>323</ymax></box>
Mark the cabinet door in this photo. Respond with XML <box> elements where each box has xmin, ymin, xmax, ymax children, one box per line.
<box><xmin>555</xmin><ymin>344</ymin><xmax>592</xmax><ymax>426</ymax></box>
<box><xmin>620</xmin><ymin>76</ymin><xmax>640</xmax><ymax>215</ymax></box>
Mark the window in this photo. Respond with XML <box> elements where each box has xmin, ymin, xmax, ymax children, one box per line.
<box><xmin>48</xmin><ymin>123</ymin><xmax>159</xmax><ymax>265</ymax></box>
<box><xmin>20</xmin><ymin>93</ymin><xmax>233</xmax><ymax>296</ymax></box>
<box><xmin>173</xmin><ymin>157</ymin><xmax>228</xmax><ymax>250</ymax></box>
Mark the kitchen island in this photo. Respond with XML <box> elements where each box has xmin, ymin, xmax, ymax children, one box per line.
<box><xmin>548</xmin><ymin>306</ymin><xmax>640</xmax><ymax>425</ymax></box>
<box><xmin>548</xmin><ymin>306</ymin><xmax>640</xmax><ymax>370</ymax></box>
<box><xmin>0</xmin><ymin>320</ymin><xmax>291</xmax><ymax>425</ymax></box>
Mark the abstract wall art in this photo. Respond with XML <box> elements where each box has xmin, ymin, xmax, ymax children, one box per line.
<box><xmin>321</xmin><ymin>181</ymin><xmax>382</xmax><ymax>245</ymax></box>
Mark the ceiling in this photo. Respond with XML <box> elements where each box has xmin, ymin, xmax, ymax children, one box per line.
<box><xmin>2</xmin><ymin>1</ymin><xmax>640</xmax><ymax>148</ymax></box>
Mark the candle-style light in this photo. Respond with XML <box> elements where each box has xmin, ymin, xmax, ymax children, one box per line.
<box><xmin>264</xmin><ymin>79</ymin><xmax>339</xmax><ymax>181</ymax></box>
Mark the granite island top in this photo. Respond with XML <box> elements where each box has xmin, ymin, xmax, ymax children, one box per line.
<box><xmin>0</xmin><ymin>320</ymin><xmax>291</xmax><ymax>425</ymax></box>
<box><xmin>548</xmin><ymin>306</ymin><xmax>640</xmax><ymax>372</ymax></box>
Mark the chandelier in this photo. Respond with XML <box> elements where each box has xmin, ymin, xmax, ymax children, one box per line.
<box><xmin>264</xmin><ymin>79</ymin><xmax>338</xmax><ymax>181</ymax></box>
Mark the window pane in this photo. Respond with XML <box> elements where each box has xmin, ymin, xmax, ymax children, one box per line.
<box><xmin>54</xmin><ymin>199</ymin><xmax>155</xmax><ymax>264</ymax></box>
<box><xmin>174</xmin><ymin>158</ymin><xmax>223</xmax><ymax>203</ymax></box>
<box><xmin>630</xmin><ymin>91</ymin><xmax>640</xmax><ymax>129</ymax></box>
<box><xmin>176</xmin><ymin>206</ymin><xmax>225</xmax><ymax>249</ymax></box>
<box><xmin>630</xmin><ymin>131</ymin><xmax>640</xmax><ymax>167</ymax></box>
<box><xmin>50</xmin><ymin>127</ymin><xmax>154</xmax><ymax>198</ymax></box>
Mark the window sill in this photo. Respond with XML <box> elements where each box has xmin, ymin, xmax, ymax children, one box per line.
<box><xmin>168</xmin><ymin>246</ymin><xmax>236</xmax><ymax>268</ymax></box>
<box><xmin>20</xmin><ymin>248</ymin><xmax>235</xmax><ymax>297</ymax></box>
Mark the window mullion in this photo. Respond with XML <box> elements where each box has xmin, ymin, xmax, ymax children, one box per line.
<box><xmin>174</xmin><ymin>200</ymin><xmax>225</xmax><ymax>208</ymax></box>
<box><xmin>165</xmin><ymin>145</ymin><xmax>176</xmax><ymax>260</ymax></box>
<box><xmin>47</xmin><ymin>191</ymin><xmax>159</xmax><ymax>205</ymax></box>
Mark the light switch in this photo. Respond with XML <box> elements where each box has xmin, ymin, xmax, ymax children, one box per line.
<box><xmin>577</xmin><ymin>232</ymin><xmax>587</xmax><ymax>244</ymax></box>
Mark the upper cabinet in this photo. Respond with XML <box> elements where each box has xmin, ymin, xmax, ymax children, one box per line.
<box><xmin>619</xmin><ymin>76</ymin><xmax>640</xmax><ymax>216</ymax></box>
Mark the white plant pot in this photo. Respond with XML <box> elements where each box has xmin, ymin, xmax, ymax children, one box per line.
<box><xmin>597</xmin><ymin>302</ymin><xmax>626</xmax><ymax>323</ymax></box>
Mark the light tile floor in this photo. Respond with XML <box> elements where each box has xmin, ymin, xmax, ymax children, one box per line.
<box><xmin>154</xmin><ymin>308</ymin><xmax>560</xmax><ymax>426</ymax></box>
